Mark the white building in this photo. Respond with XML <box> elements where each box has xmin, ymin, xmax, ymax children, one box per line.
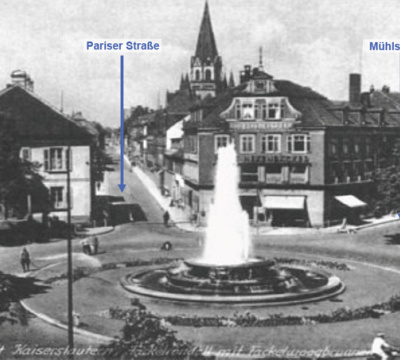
<box><xmin>0</xmin><ymin>75</ymin><xmax>94</xmax><ymax>223</ymax></box>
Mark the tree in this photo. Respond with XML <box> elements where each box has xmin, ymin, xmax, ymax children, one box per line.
<box><xmin>0</xmin><ymin>271</ymin><xmax>49</xmax><ymax>326</ymax></box>
<box><xmin>0</xmin><ymin>113</ymin><xmax>50</xmax><ymax>218</ymax></box>
<box><xmin>374</xmin><ymin>143</ymin><xmax>400</xmax><ymax>214</ymax></box>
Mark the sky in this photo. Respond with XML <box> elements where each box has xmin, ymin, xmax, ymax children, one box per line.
<box><xmin>0</xmin><ymin>0</ymin><xmax>399</xmax><ymax>128</ymax></box>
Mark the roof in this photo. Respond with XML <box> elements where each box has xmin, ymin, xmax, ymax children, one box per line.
<box><xmin>0</xmin><ymin>85</ymin><xmax>93</xmax><ymax>145</ymax></box>
<box><xmin>184</xmin><ymin>78</ymin><xmax>400</xmax><ymax>130</ymax></box>
<box><xmin>166</xmin><ymin>89</ymin><xmax>197</xmax><ymax>115</ymax></box>
<box><xmin>194</xmin><ymin>2</ymin><xmax>218</xmax><ymax>63</ymax></box>
<box><xmin>370</xmin><ymin>90</ymin><xmax>400</xmax><ymax>111</ymax></box>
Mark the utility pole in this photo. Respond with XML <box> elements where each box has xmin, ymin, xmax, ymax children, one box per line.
<box><xmin>66</xmin><ymin>133</ymin><xmax>74</xmax><ymax>358</ymax></box>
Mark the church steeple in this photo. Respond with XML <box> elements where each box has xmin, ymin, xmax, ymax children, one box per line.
<box><xmin>195</xmin><ymin>1</ymin><xmax>218</xmax><ymax>64</ymax></box>
<box><xmin>190</xmin><ymin>1</ymin><xmax>222</xmax><ymax>99</ymax></box>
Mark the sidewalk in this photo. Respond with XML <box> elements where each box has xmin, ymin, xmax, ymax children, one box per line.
<box><xmin>130</xmin><ymin>160</ymin><xmax>203</xmax><ymax>233</ymax></box>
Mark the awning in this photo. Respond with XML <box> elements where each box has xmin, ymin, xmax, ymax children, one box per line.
<box><xmin>263</xmin><ymin>196</ymin><xmax>305</xmax><ymax>210</ymax></box>
<box><xmin>335</xmin><ymin>195</ymin><xmax>367</xmax><ymax>208</ymax></box>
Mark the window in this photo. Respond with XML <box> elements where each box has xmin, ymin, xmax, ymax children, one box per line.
<box><xmin>329</xmin><ymin>143</ymin><xmax>337</xmax><ymax>155</ymax></box>
<box><xmin>50</xmin><ymin>187</ymin><xmax>65</xmax><ymax>209</ymax></box>
<box><xmin>235</xmin><ymin>102</ymin><xmax>241</xmax><ymax>119</ymax></box>
<box><xmin>21</xmin><ymin>148</ymin><xmax>31</xmax><ymax>161</ymax></box>
<box><xmin>261</xmin><ymin>135</ymin><xmax>281</xmax><ymax>153</ymax></box>
<box><xmin>215</xmin><ymin>135</ymin><xmax>229</xmax><ymax>152</ymax></box>
<box><xmin>354</xmin><ymin>140</ymin><xmax>360</xmax><ymax>154</ymax></box>
<box><xmin>262</xmin><ymin>104</ymin><xmax>267</xmax><ymax>119</ymax></box>
<box><xmin>254</xmin><ymin>104</ymin><xmax>259</xmax><ymax>119</ymax></box>
<box><xmin>43</xmin><ymin>147</ymin><xmax>72</xmax><ymax>172</ymax></box>
<box><xmin>343</xmin><ymin>139</ymin><xmax>349</xmax><ymax>154</ymax></box>
<box><xmin>255</xmin><ymin>81</ymin><xmax>266</xmax><ymax>91</ymax></box>
<box><xmin>287</xmin><ymin>135</ymin><xmax>310</xmax><ymax>153</ymax></box>
<box><xmin>242</xmin><ymin>103</ymin><xmax>253</xmax><ymax>120</ymax></box>
<box><xmin>205</xmin><ymin>69</ymin><xmax>211</xmax><ymax>81</ymax></box>
<box><xmin>195</xmin><ymin>70</ymin><xmax>200</xmax><ymax>81</ymax></box>
<box><xmin>291</xmin><ymin>165</ymin><xmax>306</xmax><ymax>174</ymax></box>
<box><xmin>240</xmin><ymin>135</ymin><xmax>255</xmax><ymax>153</ymax></box>
<box><xmin>240</xmin><ymin>164</ymin><xmax>258</xmax><ymax>182</ymax></box>
<box><xmin>186</xmin><ymin>135</ymin><xmax>198</xmax><ymax>153</ymax></box>
<box><xmin>365</xmin><ymin>137</ymin><xmax>372</xmax><ymax>156</ymax></box>
<box><xmin>268</xmin><ymin>103</ymin><xmax>279</xmax><ymax>119</ymax></box>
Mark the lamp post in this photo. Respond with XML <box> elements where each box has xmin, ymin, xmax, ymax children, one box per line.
<box><xmin>66</xmin><ymin>141</ymin><xmax>74</xmax><ymax>358</ymax></box>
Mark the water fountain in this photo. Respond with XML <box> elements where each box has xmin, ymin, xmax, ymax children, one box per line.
<box><xmin>121</xmin><ymin>144</ymin><xmax>345</xmax><ymax>304</ymax></box>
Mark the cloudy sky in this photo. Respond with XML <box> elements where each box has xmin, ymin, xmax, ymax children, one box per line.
<box><xmin>0</xmin><ymin>0</ymin><xmax>399</xmax><ymax>128</ymax></box>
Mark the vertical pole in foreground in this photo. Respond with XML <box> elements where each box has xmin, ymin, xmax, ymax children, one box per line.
<box><xmin>67</xmin><ymin>140</ymin><xmax>74</xmax><ymax>358</ymax></box>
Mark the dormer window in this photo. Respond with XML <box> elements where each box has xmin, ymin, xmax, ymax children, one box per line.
<box><xmin>262</xmin><ymin>104</ymin><xmax>267</xmax><ymax>119</ymax></box>
<box><xmin>254</xmin><ymin>104</ymin><xmax>259</xmax><ymax>119</ymax></box>
<box><xmin>235</xmin><ymin>102</ymin><xmax>241</xmax><ymax>119</ymax></box>
<box><xmin>255</xmin><ymin>80</ymin><xmax>266</xmax><ymax>91</ymax></box>
<box><xmin>268</xmin><ymin>103</ymin><xmax>279</xmax><ymax>119</ymax></box>
<box><xmin>242</xmin><ymin>103</ymin><xmax>253</xmax><ymax>120</ymax></box>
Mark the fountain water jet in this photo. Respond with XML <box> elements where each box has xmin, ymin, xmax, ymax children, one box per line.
<box><xmin>200</xmin><ymin>143</ymin><xmax>251</xmax><ymax>265</ymax></box>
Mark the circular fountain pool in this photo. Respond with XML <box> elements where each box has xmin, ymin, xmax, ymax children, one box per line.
<box><xmin>121</xmin><ymin>258</ymin><xmax>345</xmax><ymax>305</ymax></box>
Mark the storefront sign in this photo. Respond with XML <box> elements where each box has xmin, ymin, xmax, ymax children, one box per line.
<box><xmin>238</xmin><ymin>154</ymin><xmax>310</xmax><ymax>164</ymax></box>
<box><xmin>230</xmin><ymin>121</ymin><xmax>294</xmax><ymax>130</ymax></box>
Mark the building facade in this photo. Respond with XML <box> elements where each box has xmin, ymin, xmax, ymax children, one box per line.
<box><xmin>179</xmin><ymin>66</ymin><xmax>400</xmax><ymax>228</ymax></box>
<box><xmin>0</xmin><ymin>75</ymin><xmax>94</xmax><ymax>223</ymax></box>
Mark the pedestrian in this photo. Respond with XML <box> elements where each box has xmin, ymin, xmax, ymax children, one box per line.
<box><xmin>79</xmin><ymin>238</ymin><xmax>91</xmax><ymax>255</ymax></box>
<box><xmin>371</xmin><ymin>333</ymin><xmax>396</xmax><ymax>360</ymax></box>
<box><xmin>163</xmin><ymin>211</ymin><xmax>170</xmax><ymax>227</ymax></box>
<box><xmin>161</xmin><ymin>241</ymin><xmax>172</xmax><ymax>251</ymax></box>
<box><xmin>91</xmin><ymin>236</ymin><xmax>99</xmax><ymax>255</ymax></box>
<box><xmin>20</xmin><ymin>247</ymin><xmax>30</xmax><ymax>272</ymax></box>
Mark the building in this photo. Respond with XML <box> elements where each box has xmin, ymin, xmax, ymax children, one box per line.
<box><xmin>179</xmin><ymin>66</ymin><xmax>400</xmax><ymax>228</ymax></box>
<box><xmin>0</xmin><ymin>72</ymin><xmax>94</xmax><ymax>223</ymax></box>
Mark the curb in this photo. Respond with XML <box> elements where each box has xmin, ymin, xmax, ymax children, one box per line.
<box><xmin>20</xmin><ymin>300</ymin><xmax>115</xmax><ymax>344</ymax></box>
<box><xmin>355</xmin><ymin>217</ymin><xmax>399</xmax><ymax>231</ymax></box>
<box><xmin>76</xmin><ymin>226</ymin><xmax>115</xmax><ymax>237</ymax></box>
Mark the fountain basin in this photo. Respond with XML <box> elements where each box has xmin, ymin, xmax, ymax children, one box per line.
<box><xmin>121</xmin><ymin>259</ymin><xmax>345</xmax><ymax>305</ymax></box>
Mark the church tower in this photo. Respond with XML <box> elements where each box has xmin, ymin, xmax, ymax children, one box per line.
<box><xmin>190</xmin><ymin>1</ymin><xmax>222</xmax><ymax>99</ymax></box>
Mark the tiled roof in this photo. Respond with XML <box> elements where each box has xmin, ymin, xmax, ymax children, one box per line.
<box><xmin>183</xmin><ymin>79</ymin><xmax>400</xmax><ymax>130</ymax></box>
<box><xmin>0</xmin><ymin>85</ymin><xmax>92</xmax><ymax>145</ymax></box>
<box><xmin>370</xmin><ymin>90</ymin><xmax>400</xmax><ymax>111</ymax></box>
<box><xmin>166</xmin><ymin>89</ymin><xmax>196</xmax><ymax>115</ymax></box>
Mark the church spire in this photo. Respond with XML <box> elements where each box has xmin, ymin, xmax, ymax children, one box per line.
<box><xmin>195</xmin><ymin>1</ymin><xmax>218</xmax><ymax>63</ymax></box>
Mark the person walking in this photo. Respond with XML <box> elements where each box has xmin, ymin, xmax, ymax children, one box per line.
<box><xmin>163</xmin><ymin>211</ymin><xmax>170</xmax><ymax>227</ymax></box>
<box><xmin>91</xmin><ymin>236</ymin><xmax>99</xmax><ymax>255</ymax></box>
<box><xmin>80</xmin><ymin>238</ymin><xmax>91</xmax><ymax>255</ymax></box>
<box><xmin>20</xmin><ymin>248</ymin><xmax>30</xmax><ymax>272</ymax></box>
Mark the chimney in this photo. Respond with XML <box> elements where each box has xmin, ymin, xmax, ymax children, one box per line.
<box><xmin>349</xmin><ymin>73</ymin><xmax>361</xmax><ymax>105</ymax></box>
<box><xmin>10</xmin><ymin>70</ymin><xmax>34</xmax><ymax>91</ymax></box>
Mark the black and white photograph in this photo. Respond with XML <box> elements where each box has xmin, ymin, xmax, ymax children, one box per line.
<box><xmin>1</xmin><ymin>1</ymin><xmax>400</xmax><ymax>359</ymax></box>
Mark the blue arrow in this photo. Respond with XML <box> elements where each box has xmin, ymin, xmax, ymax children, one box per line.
<box><xmin>118</xmin><ymin>55</ymin><xmax>126</xmax><ymax>192</ymax></box>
